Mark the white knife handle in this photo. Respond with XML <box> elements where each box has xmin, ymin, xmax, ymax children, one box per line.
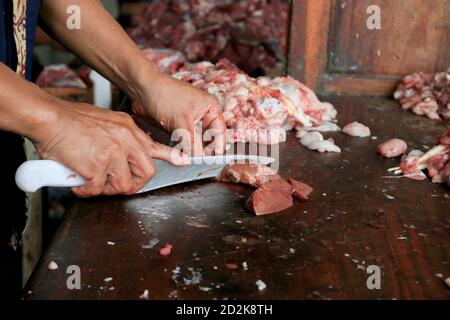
<box><xmin>15</xmin><ymin>160</ymin><xmax>85</xmax><ymax>192</ymax></box>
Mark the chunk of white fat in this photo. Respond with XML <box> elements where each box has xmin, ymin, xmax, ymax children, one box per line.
<box><xmin>48</xmin><ymin>261</ymin><xmax>58</xmax><ymax>271</ymax></box>
<box><xmin>255</xmin><ymin>279</ymin><xmax>267</xmax><ymax>291</ymax></box>
<box><xmin>257</xmin><ymin>97</ymin><xmax>284</xmax><ymax>115</ymax></box>
<box><xmin>139</xmin><ymin>289</ymin><xmax>150</xmax><ymax>300</ymax></box>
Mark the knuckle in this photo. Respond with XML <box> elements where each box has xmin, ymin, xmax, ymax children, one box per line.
<box><xmin>126</xmin><ymin>184</ymin><xmax>141</xmax><ymax>195</ymax></box>
<box><xmin>86</xmin><ymin>180</ymin><xmax>104</xmax><ymax>196</ymax></box>
<box><xmin>117</xmin><ymin>112</ymin><xmax>135</xmax><ymax>126</ymax></box>
<box><xmin>95</xmin><ymin>152</ymin><xmax>109</xmax><ymax>166</ymax></box>
<box><xmin>108</xmin><ymin>140</ymin><xmax>121</xmax><ymax>153</ymax></box>
<box><xmin>121</xmin><ymin>181</ymin><xmax>134</xmax><ymax>195</ymax></box>
<box><xmin>145</xmin><ymin>163</ymin><xmax>156</xmax><ymax>179</ymax></box>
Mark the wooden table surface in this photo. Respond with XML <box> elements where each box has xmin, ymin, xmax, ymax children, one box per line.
<box><xmin>24</xmin><ymin>96</ymin><xmax>450</xmax><ymax>300</ymax></box>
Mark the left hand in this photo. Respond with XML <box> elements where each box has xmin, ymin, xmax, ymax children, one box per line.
<box><xmin>132</xmin><ymin>73</ymin><xmax>227</xmax><ymax>156</ymax></box>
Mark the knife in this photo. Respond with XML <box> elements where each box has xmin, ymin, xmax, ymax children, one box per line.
<box><xmin>15</xmin><ymin>155</ymin><xmax>275</xmax><ymax>193</ymax></box>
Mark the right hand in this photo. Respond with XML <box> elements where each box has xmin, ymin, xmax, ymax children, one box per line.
<box><xmin>34</xmin><ymin>102</ymin><xmax>188</xmax><ymax>197</ymax></box>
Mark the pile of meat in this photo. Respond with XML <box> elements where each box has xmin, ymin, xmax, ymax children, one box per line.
<box><xmin>217</xmin><ymin>163</ymin><xmax>313</xmax><ymax>215</ymax></box>
<box><xmin>389</xmin><ymin>130</ymin><xmax>450</xmax><ymax>185</ymax></box>
<box><xmin>394</xmin><ymin>67</ymin><xmax>450</xmax><ymax>120</ymax></box>
<box><xmin>170</xmin><ymin>58</ymin><xmax>338</xmax><ymax>144</ymax></box>
<box><xmin>141</xmin><ymin>48</ymin><xmax>187</xmax><ymax>74</ymax></box>
<box><xmin>126</xmin><ymin>0</ymin><xmax>289</xmax><ymax>76</ymax></box>
<box><xmin>36</xmin><ymin>64</ymin><xmax>92</xmax><ymax>89</ymax></box>
<box><xmin>142</xmin><ymin>47</ymin><xmax>355</xmax><ymax>148</ymax></box>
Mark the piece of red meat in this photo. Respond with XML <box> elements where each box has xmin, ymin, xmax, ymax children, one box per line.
<box><xmin>216</xmin><ymin>163</ymin><xmax>279</xmax><ymax>187</ymax></box>
<box><xmin>288</xmin><ymin>178</ymin><xmax>313</xmax><ymax>200</ymax></box>
<box><xmin>259</xmin><ymin>177</ymin><xmax>293</xmax><ymax>192</ymax></box>
<box><xmin>36</xmin><ymin>64</ymin><xmax>87</xmax><ymax>89</ymax></box>
<box><xmin>159</xmin><ymin>244</ymin><xmax>173</xmax><ymax>256</ymax></box>
<box><xmin>246</xmin><ymin>187</ymin><xmax>293</xmax><ymax>216</ymax></box>
<box><xmin>218</xmin><ymin>164</ymin><xmax>314</xmax><ymax>215</ymax></box>
<box><xmin>126</xmin><ymin>0</ymin><xmax>289</xmax><ymax>76</ymax></box>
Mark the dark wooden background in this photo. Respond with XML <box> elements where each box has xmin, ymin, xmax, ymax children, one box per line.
<box><xmin>288</xmin><ymin>0</ymin><xmax>450</xmax><ymax>96</ymax></box>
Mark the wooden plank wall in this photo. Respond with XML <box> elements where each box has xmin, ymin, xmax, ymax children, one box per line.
<box><xmin>288</xmin><ymin>0</ymin><xmax>450</xmax><ymax>96</ymax></box>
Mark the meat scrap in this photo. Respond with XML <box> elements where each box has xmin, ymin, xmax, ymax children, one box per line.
<box><xmin>246</xmin><ymin>185</ymin><xmax>293</xmax><ymax>216</ymax></box>
<box><xmin>391</xmin><ymin>130</ymin><xmax>450</xmax><ymax>185</ymax></box>
<box><xmin>218</xmin><ymin>163</ymin><xmax>313</xmax><ymax>215</ymax></box>
<box><xmin>141</xmin><ymin>48</ymin><xmax>187</xmax><ymax>74</ymax></box>
<box><xmin>216</xmin><ymin>163</ymin><xmax>280</xmax><ymax>187</ymax></box>
<box><xmin>342</xmin><ymin>122</ymin><xmax>371</xmax><ymax>138</ymax></box>
<box><xmin>295</xmin><ymin>122</ymin><xmax>341</xmax><ymax>134</ymax></box>
<box><xmin>377</xmin><ymin>139</ymin><xmax>408</xmax><ymax>158</ymax></box>
<box><xmin>398</xmin><ymin>150</ymin><xmax>428</xmax><ymax>181</ymax></box>
<box><xmin>288</xmin><ymin>178</ymin><xmax>314</xmax><ymax>201</ymax></box>
<box><xmin>394</xmin><ymin>67</ymin><xmax>450</xmax><ymax>120</ymax></box>
<box><xmin>171</xmin><ymin>59</ymin><xmax>337</xmax><ymax>144</ymax></box>
<box><xmin>36</xmin><ymin>64</ymin><xmax>88</xmax><ymax>89</ymax></box>
<box><xmin>159</xmin><ymin>244</ymin><xmax>173</xmax><ymax>256</ymax></box>
<box><xmin>299</xmin><ymin>131</ymin><xmax>341</xmax><ymax>153</ymax></box>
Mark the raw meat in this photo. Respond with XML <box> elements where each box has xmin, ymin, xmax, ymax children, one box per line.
<box><xmin>295</xmin><ymin>122</ymin><xmax>341</xmax><ymax>133</ymax></box>
<box><xmin>159</xmin><ymin>244</ymin><xmax>173</xmax><ymax>256</ymax></box>
<box><xmin>394</xmin><ymin>67</ymin><xmax>450</xmax><ymax>120</ymax></box>
<box><xmin>36</xmin><ymin>64</ymin><xmax>87</xmax><ymax>88</ymax></box>
<box><xmin>246</xmin><ymin>186</ymin><xmax>293</xmax><ymax>215</ymax></box>
<box><xmin>217</xmin><ymin>163</ymin><xmax>314</xmax><ymax>215</ymax></box>
<box><xmin>438</xmin><ymin>129</ymin><xmax>450</xmax><ymax>146</ymax></box>
<box><xmin>392</xmin><ymin>130</ymin><xmax>450</xmax><ymax>185</ymax></box>
<box><xmin>259</xmin><ymin>177</ymin><xmax>292</xmax><ymax>192</ymax></box>
<box><xmin>216</xmin><ymin>163</ymin><xmax>279</xmax><ymax>187</ymax></box>
<box><xmin>399</xmin><ymin>150</ymin><xmax>428</xmax><ymax>181</ymax></box>
<box><xmin>377</xmin><ymin>139</ymin><xmax>408</xmax><ymax>158</ymax></box>
<box><xmin>288</xmin><ymin>178</ymin><xmax>313</xmax><ymax>200</ymax></box>
<box><xmin>299</xmin><ymin>132</ymin><xmax>341</xmax><ymax>153</ymax></box>
<box><xmin>127</xmin><ymin>0</ymin><xmax>289</xmax><ymax>76</ymax></box>
<box><xmin>225</xmin><ymin>263</ymin><xmax>238</xmax><ymax>270</ymax></box>
<box><xmin>141</xmin><ymin>48</ymin><xmax>187</xmax><ymax>74</ymax></box>
<box><xmin>47</xmin><ymin>261</ymin><xmax>58</xmax><ymax>271</ymax></box>
<box><xmin>399</xmin><ymin>150</ymin><xmax>425</xmax><ymax>176</ymax></box>
<box><xmin>255</xmin><ymin>279</ymin><xmax>267</xmax><ymax>291</ymax></box>
<box><xmin>172</xmin><ymin>58</ymin><xmax>337</xmax><ymax>144</ymax></box>
<box><xmin>342</xmin><ymin>122</ymin><xmax>371</xmax><ymax>137</ymax></box>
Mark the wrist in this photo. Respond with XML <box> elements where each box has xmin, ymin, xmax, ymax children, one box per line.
<box><xmin>123</xmin><ymin>56</ymin><xmax>165</xmax><ymax>100</ymax></box>
<box><xmin>24</xmin><ymin>93</ymin><xmax>68</xmax><ymax>144</ymax></box>
<box><xmin>126</xmin><ymin>58</ymin><xmax>175</xmax><ymax>118</ymax></box>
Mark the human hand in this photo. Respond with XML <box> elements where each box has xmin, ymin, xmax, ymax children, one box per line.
<box><xmin>34</xmin><ymin>102</ymin><xmax>188</xmax><ymax>197</ymax></box>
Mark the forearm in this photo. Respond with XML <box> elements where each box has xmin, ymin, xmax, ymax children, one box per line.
<box><xmin>0</xmin><ymin>63</ymin><xmax>60</xmax><ymax>142</ymax></box>
<box><xmin>39</xmin><ymin>0</ymin><xmax>162</xmax><ymax>99</ymax></box>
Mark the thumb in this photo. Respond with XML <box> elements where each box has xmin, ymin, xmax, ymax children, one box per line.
<box><xmin>150</xmin><ymin>142</ymin><xmax>190</xmax><ymax>166</ymax></box>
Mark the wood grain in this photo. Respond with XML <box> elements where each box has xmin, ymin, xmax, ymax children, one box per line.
<box><xmin>23</xmin><ymin>96</ymin><xmax>450</xmax><ymax>300</ymax></box>
<box><xmin>288</xmin><ymin>0</ymin><xmax>332</xmax><ymax>91</ymax></box>
<box><xmin>322</xmin><ymin>73</ymin><xmax>401</xmax><ymax>96</ymax></box>
<box><xmin>328</xmin><ymin>0</ymin><xmax>450</xmax><ymax>76</ymax></box>
<box><xmin>288</xmin><ymin>0</ymin><xmax>450</xmax><ymax>96</ymax></box>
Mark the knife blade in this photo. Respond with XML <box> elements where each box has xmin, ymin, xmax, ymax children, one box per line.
<box><xmin>15</xmin><ymin>155</ymin><xmax>275</xmax><ymax>193</ymax></box>
<box><xmin>139</xmin><ymin>154</ymin><xmax>274</xmax><ymax>193</ymax></box>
